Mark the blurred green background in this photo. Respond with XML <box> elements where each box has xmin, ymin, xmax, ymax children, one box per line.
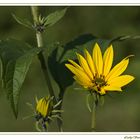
<box><xmin>0</xmin><ymin>6</ymin><xmax>140</xmax><ymax>132</ymax></box>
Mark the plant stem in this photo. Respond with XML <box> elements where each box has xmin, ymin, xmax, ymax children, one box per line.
<box><xmin>31</xmin><ymin>6</ymin><xmax>43</xmax><ymax>48</ymax></box>
<box><xmin>37</xmin><ymin>53</ymin><xmax>56</xmax><ymax>98</ymax></box>
<box><xmin>91</xmin><ymin>93</ymin><xmax>97</xmax><ymax>132</ymax></box>
<box><xmin>31</xmin><ymin>6</ymin><xmax>63</xmax><ymax>132</ymax></box>
<box><xmin>31</xmin><ymin>6</ymin><xmax>55</xmax><ymax>100</ymax></box>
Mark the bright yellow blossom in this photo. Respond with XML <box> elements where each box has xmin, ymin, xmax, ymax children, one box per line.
<box><xmin>35</xmin><ymin>96</ymin><xmax>62</xmax><ymax>130</ymax></box>
<box><xmin>65</xmin><ymin>43</ymin><xmax>134</xmax><ymax>95</ymax></box>
<box><xmin>36</xmin><ymin>96</ymin><xmax>52</xmax><ymax>118</ymax></box>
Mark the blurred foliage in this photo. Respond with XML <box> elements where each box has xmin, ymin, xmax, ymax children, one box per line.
<box><xmin>0</xmin><ymin>6</ymin><xmax>140</xmax><ymax>132</ymax></box>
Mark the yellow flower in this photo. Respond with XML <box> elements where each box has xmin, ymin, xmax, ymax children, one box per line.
<box><xmin>36</xmin><ymin>96</ymin><xmax>52</xmax><ymax>118</ymax></box>
<box><xmin>65</xmin><ymin>43</ymin><xmax>134</xmax><ymax>95</ymax></box>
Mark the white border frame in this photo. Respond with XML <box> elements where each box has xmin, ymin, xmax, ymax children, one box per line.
<box><xmin>0</xmin><ymin>2</ymin><xmax>139</xmax><ymax>140</ymax></box>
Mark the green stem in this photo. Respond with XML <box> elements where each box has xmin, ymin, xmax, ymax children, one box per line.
<box><xmin>31</xmin><ymin>6</ymin><xmax>39</xmax><ymax>24</ymax></box>
<box><xmin>91</xmin><ymin>93</ymin><xmax>97</xmax><ymax>132</ymax></box>
<box><xmin>31</xmin><ymin>6</ymin><xmax>63</xmax><ymax>132</ymax></box>
<box><xmin>31</xmin><ymin>6</ymin><xmax>55</xmax><ymax>100</ymax></box>
<box><xmin>31</xmin><ymin>7</ymin><xmax>43</xmax><ymax>48</ymax></box>
<box><xmin>37</xmin><ymin>53</ymin><xmax>56</xmax><ymax>98</ymax></box>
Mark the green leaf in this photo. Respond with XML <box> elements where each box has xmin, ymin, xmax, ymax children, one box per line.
<box><xmin>12</xmin><ymin>14</ymin><xmax>33</xmax><ymax>29</ymax></box>
<box><xmin>0</xmin><ymin>39</ymin><xmax>41</xmax><ymax>118</ymax></box>
<box><xmin>86</xmin><ymin>93</ymin><xmax>92</xmax><ymax>112</ymax></box>
<box><xmin>46</xmin><ymin>34</ymin><xmax>97</xmax><ymax>105</ymax></box>
<box><xmin>98</xmin><ymin>95</ymin><xmax>105</xmax><ymax>106</ymax></box>
<box><xmin>111</xmin><ymin>35</ymin><xmax>140</xmax><ymax>42</ymax></box>
<box><xmin>44</xmin><ymin>8</ymin><xmax>67</xmax><ymax>27</ymax></box>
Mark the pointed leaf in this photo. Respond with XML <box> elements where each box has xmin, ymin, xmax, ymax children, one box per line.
<box><xmin>12</xmin><ymin>14</ymin><xmax>33</xmax><ymax>29</ymax></box>
<box><xmin>44</xmin><ymin>8</ymin><xmax>67</xmax><ymax>27</ymax></box>
<box><xmin>86</xmin><ymin>94</ymin><xmax>92</xmax><ymax>112</ymax></box>
<box><xmin>99</xmin><ymin>95</ymin><xmax>105</xmax><ymax>106</ymax></box>
<box><xmin>111</xmin><ymin>35</ymin><xmax>140</xmax><ymax>42</ymax></box>
<box><xmin>0</xmin><ymin>39</ymin><xmax>41</xmax><ymax>118</ymax></box>
<box><xmin>48</xmin><ymin>34</ymin><xmax>97</xmax><ymax>92</ymax></box>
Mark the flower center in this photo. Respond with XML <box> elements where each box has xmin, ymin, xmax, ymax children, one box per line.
<box><xmin>91</xmin><ymin>74</ymin><xmax>107</xmax><ymax>92</ymax></box>
<box><xmin>95</xmin><ymin>77</ymin><xmax>106</xmax><ymax>87</ymax></box>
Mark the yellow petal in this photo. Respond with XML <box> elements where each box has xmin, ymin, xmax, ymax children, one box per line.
<box><xmin>73</xmin><ymin>76</ymin><xmax>93</xmax><ymax>88</ymax></box>
<box><xmin>65</xmin><ymin>64</ymin><xmax>91</xmax><ymax>83</ymax></box>
<box><xmin>77</xmin><ymin>53</ymin><xmax>93</xmax><ymax>80</ymax></box>
<box><xmin>39</xmin><ymin>100</ymin><xmax>45</xmax><ymax>116</ymax></box>
<box><xmin>68</xmin><ymin>59</ymin><xmax>83</xmax><ymax>71</ymax></box>
<box><xmin>36</xmin><ymin>98</ymin><xmax>43</xmax><ymax>112</ymax></box>
<box><xmin>92</xmin><ymin>43</ymin><xmax>103</xmax><ymax>76</ymax></box>
<box><xmin>44</xmin><ymin>99</ymin><xmax>50</xmax><ymax>117</ymax></box>
<box><xmin>104</xmin><ymin>86</ymin><xmax>122</xmax><ymax>92</ymax></box>
<box><xmin>103</xmin><ymin>45</ymin><xmax>114</xmax><ymax>76</ymax></box>
<box><xmin>106</xmin><ymin>58</ymin><xmax>129</xmax><ymax>81</ymax></box>
<box><xmin>41</xmin><ymin>98</ymin><xmax>50</xmax><ymax>118</ymax></box>
<box><xmin>108</xmin><ymin>75</ymin><xmax>134</xmax><ymax>88</ymax></box>
<box><xmin>84</xmin><ymin>49</ymin><xmax>96</xmax><ymax>75</ymax></box>
<box><xmin>100</xmin><ymin>87</ymin><xmax>106</xmax><ymax>95</ymax></box>
<box><xmin>42</xmin><ymin>99</ymin><xmax>46</xmax><ymax>117</ymax></box>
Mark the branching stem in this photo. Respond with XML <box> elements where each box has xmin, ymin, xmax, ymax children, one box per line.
<box><xmin>31</xmin><ymin>6</ymin><xmax>63</xmax><ymax>132</ymax></box>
